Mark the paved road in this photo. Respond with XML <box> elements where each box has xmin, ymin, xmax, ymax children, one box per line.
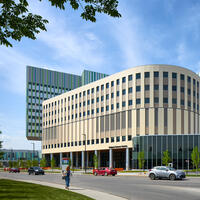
<box><xmin>1</xmin><ymin>172</ymin><xmax>200</xmax><ymax>200</ymax></box>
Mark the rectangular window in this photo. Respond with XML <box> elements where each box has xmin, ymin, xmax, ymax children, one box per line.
<box><xmin>154</xmin><ymin>71</ymin><xmax>159</xmax><ymax>77</ymax></box>
<box><xmin>181</xmin><ymin>99</ymin><xmax>184</xmax><ymax>106</ymax></box>
<box><xmin>116</xmin><ymin>103</ymin><xmax>119</xmax><ymax>109</ymax></box>
<box><xmin>111</xmin><ymin>104</ymin><xmax>114</xmax><ymax>110</ymax></box>
<box><xmin>122</xmin><ymin>77</ymin><xmax>126</xmax><ymax>83</ymax></box>
<box><xmin>96</xmin><ymin>86</ymin><xmax>99</xmax><ymax>92</ymax></box>
<box><xmin>106</xmin><ymin>138</ymin><xmax>109</xmax><ymax>143</ymax></box>
<box><xmin>163</xmin><ymin>72</ymin><xmax>168</xmax><ymax>78</ymax></box>
<box><xmin>154</xmin><ymin>84</ymin><xmax>159</xmax><ymax>90</ymax></box>
<box><xmin>106</xmin><ymin>105</ymin><xmax>109</xmax><ymax>111</ymax></box>
<box><xmin>172</xmin><ymin>72</ymin><xmax>177</xmax><ymax>79</ymax></box>
<box><xmin>101</xmin><ymin>96</ymin><xmax>104</xmax><ymax>101</ymax></box>
<box><xmin>111</xmin><ymin>81</ymin><xmax>114</xmax><ymax>87</ymax></box>
<box><xmin>172</xmin><ymin>85</ymin><xmax>177</xmax><ymax>91</ymax></box>
<box><xmin>163</xmin><ymin>85</ymin><xmax>168</xmax><ymax>90</ymax></box>
<box><xmin>111</xmin><ymin>137</ymin><xmax>114</xmax><ymax>143</ymax></box>
<box><xmin>96</xmin><ymin>139</ymin><xmax>99</xmax><ymax>144</ymax></box>
<box><xmin>122</xmin><ymin>136</ymin><xmax>126</xmax><ymax>141</ymax></box>
<box><xmin>87</xmin><ymin>89</ymin><xmax>90</xmax><ymax>95</ymax></box>
<box><xmin>92</xmin><ymin>88</ymin><xmax>94</xmax><ymax>93</ymax></box>
<box><xmin>145</xmin><ymin>72</ymin><xmax>150</xmax><ymax>78</ymax></box>
<box><xmin>122</xmin><ymin>101</ymin><xmax>126</xmax><ymax>107</ymax></box>
<box><xmin>122</xmin><ymin>89</ymin><xmax>126</xmax><ymax>95</ymax></box>
<box><xmin>117</xmin><ymin>79</ymin><xmax>120</xmax><ymax>85</ymax></box>
<box><xmin>145</xmin><ymin>98</ymin><xmax>150</xmax><ymax>104</ymax></box>
<box><xmin>187</xmin><ymin>76</ymin><xmax>191</xmax><ymax>83</ymax></box>
<box><xmin>136</xmin><ymin>98</ymin><xmax>141</xmax><ymax>104</ymax></box>
<box><xmin>136</xmin><ymin>73</ymin><xmax>141</xmax><ymax>79</ymax></box>
<box><xmin>101</xmin><ymin>84</ymin><xmax>104</xmax><ymax>90</ymax></box>
<box><xmin>116</xmin><ymin>91</ymin><xmax>120</xmax><ymax>96</ymax></box>
<box><xmin>163</xmin><ymin>98</ymin><xmax>168</xmax><ymax>104</ymax></box>
<box><xmin>106</xmin><ymin>83</ymin><xmax>109</xmax><ymax>88</ymax></box>
<box><xmin>96</xmin><ymin>108</ymin><xmax>99</xmax><ymax>113</ymax></box>
<box><xmin>106</xmin><ymin>94</ymin><xmax>109</xmax><ymax>100</ymax></box>
<box><xmin>180</xmin><ymin>74</ymin><xmax>185</xmax><ymax>80</ymax></box>
<box><xmin>116</xmin><ymin>136</ymin><xmax>120</xmax><ymax>142</ymax></box>
<box><xmin>181</xmin><ymin>87</ymin><xmax>184</xmax><ymax>93</ymax></box>
<box><xmin>128</xmin><ymin>100</ymin><xmax>132</xmax><ymax>106</ymax></box>
<box><xmin>101</xmin><ymin>107</ymin><xmax>104</xmax><ymax>112</ymax></box>
<box><xmin>172</xmin><ymin>98</ymin><xmax>177</xmax><ymax>104</ymax></box>
<box><xmin>111</xmin><ymin>93</ymin><xmax>114</xmax><ymax>98</ymax></box>
<box><xmin>136</xmin><ymin>86</ymin><xmax>141</xmax><ymax>92</ymax></box>
<box><xmin>128</xmin><ymin>75</ymin><xmax>132</xmax><ymax>81</ymax></box>
<box><xmin>96</xmin><ymin>97</ymin><xmax>99</xmax><ymax>102</ymax></box>
<box><xmin>145</xmin><ymin>85</ymin><xmax>150</xmax><ymax>91</ymax></box>
<box><xmin>101</xmin><ymin>138</ymin><xmax>104</xmax><ymax>143</ymax></box>
<box><xmin>128</xmin><ymin>87</ymin><xmax>132</xmax><ymax>93</ymax></box>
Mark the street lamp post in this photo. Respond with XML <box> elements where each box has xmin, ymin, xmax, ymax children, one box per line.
<box><xmin>82</xmin><ymin>134</ymin><xmax>86</xmax><ymax>173</ymax></box>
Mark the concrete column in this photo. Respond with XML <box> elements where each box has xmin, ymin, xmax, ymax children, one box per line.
<box><xmin>76</xmin><ymin>152</ymin><xmax>79</xmax><ymax>168</ymax></box>
<box><xmin>59</xmin><ymin>152</ymin><xmax>62</xmax><ymax>168</ymax></box>
<box><xmin>109</xmin><ymin>149</ymin><xmax>113</xmax><ymax>168</ymax></box>
<box><xmin>81</xmin><ymin>151</ymin><xmax>85</xmax><ymax>169</ymax></box>
<box><xmin>70</xmin><ymin>152</ymin><xmax>73</xmax><ymax>168</ymax></box>
<box><xmin>126</xmin><ymin>147</ymin><xmax>129</xmax><ymax>170</ymax></box>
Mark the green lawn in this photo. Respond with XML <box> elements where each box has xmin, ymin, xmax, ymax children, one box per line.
<box><xmin>0</xmin><ymin>179</ymin><xmax>93</xmax><ymax>200</ymax></box>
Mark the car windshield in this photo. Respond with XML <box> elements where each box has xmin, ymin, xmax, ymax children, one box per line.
<box><xmin>33</xmin><ymin>167</ymin><xmax>41</xmax><ymax>170</ymax></box>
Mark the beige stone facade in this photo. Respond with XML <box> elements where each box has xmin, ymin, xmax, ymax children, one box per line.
<box><xmin>42</xmin><ymin>64</ymin><xmax>200</xmax><ymax>169</ymax></box>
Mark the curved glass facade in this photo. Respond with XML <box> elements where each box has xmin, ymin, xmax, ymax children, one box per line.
<box><xmin>132</xmin><ymin>135</ymin><xmax>200</xmax><ymax>169</ymax></box>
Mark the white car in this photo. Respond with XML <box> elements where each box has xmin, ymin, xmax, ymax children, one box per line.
<box><xmin>149</xmin><ymin>166</ymin><xmax>186</xmax><ymax>180</ymax></box>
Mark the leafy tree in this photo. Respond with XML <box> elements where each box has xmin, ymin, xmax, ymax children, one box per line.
<box><xmin>191</xmin><ymin>146</ymin><xmax>200</xmax><ymax>174</ymax></box>
<box><xmin>0</xmin><ymin>0</ymin><xmax>121</xmax><ymax>47</ymax></box>
<box><xmin>0</xmin><ymin>131</ymin><xmax>4</xmax><ymax>159</ymax></box>
<box><xmin>162</xmin><ymin>150</ymin><xmax>171</xmax><ymax>166</ymax></box>
<box><xmin>93</xmin><ymin>154</ymin><xmax>98</xmax><ymax>169</ymax></box>
<box><xmin>8</xmin><ymin>160</ymin><xmax>13</xmax><ymax>168</ymax></box>
<box><xmin>20</xmin><ymin>160</ymin><xmax>27</xmax><ymax>168</ymax></box>
<box><xmin>40</xmin><ymin>157</ymin><xmax>47</xmax><ymax>168</ymax></box>
<box><xmin>138</xmin><ymin>151</ymin><xmax>145</xmax><ymax>170</ymax></box>
<box><xmin>13</xmin><ymin>161</ymin><xmax>18</xmax><ymax>168</ymax></box>
<box><xmin>27</xmin><ymin>160</ymin><xmax>32</xmax><ymax>168</ymax></box>
<box><xmin>51</xmin><ymin>157</ymin><xmax>56</xmax><ymax>169</ymax></box>
<box><xmin>32</xmin><ymin>159</ymin><xmax>39</xmax><ymax>166</ymax></box>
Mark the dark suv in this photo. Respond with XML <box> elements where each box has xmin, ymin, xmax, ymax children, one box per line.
<box><xmin>28</xmin><ymin>167</ymin><xmax>45</xmax><ymax>175</ymax></box>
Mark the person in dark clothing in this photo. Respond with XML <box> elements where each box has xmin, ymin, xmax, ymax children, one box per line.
<box><xmin>63</xmin><ymin>166</ymin><xmax>71</xmax><ymax>190</ymax></box>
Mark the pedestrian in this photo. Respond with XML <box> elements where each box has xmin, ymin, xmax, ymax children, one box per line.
<box><xmin>63</xmin><ymin>166</ymin><xmax>71</xmax><ymax>190</ymax></box>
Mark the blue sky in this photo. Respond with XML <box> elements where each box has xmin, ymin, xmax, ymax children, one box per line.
<box><xmin>0</xmin><ymin>0</ymin><xmax>200</xmax><ymax>150</ymax></box>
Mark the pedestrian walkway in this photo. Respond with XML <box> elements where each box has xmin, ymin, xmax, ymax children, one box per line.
<box><xmin>1</xmin><ymin>177</ymin><xmax>127</xmax><ymax>200</ymax></box>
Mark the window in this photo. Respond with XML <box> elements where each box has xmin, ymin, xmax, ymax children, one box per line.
<box><xmin>111</xmin><ymin>104</ymin><xmax>114</xmax><ymax>110</ymax></box>
<box><xmin>83</xmin><ymin>101</ymin><xmax>86</xmax><ymax>106</ymax></box>
<box><xmin>145</xmin><ymin>85</ymin><xmax>150</xmax><ymax>91</ymax></box>
<box><xmin>188</xmin><ymin>101</ymin><xmax>191</xmax><ymax>107</ymax></box>
<box><xmin>122</xmin><ymin>136</ymin><xmax>126</xmax><ymax>141</ymax></box>
<box><xmin>96</xmin><ymin>86</ymin><xmax>99</xmax><ymax>92</ymax></box>
<box><xmin>79</xmin><ymin>92</ymin><xmax>81</xmax><ymax>97</ymax></box>
<box><xmin>187</xmin><ymin>76</ymin><xmax>191</xmax><ymax>83</ymax></box>
<box><xmin>181</xmin><ymin>74</ymin><xmax>186</xmax><ymax>83</ymax></box>
<box><xmin>128</xmin><ymin>87</ymin><xmax>132</xmax><ymax>93</ymax></box>
<box><xmin>154</xmin><ymin>71</ymin><xmax>159</xmax><ymax>77</ymax></box>
<box><xmin>154</xmin><ymin>84</ymin><xmax>159</xmax><ymax>90</ymax></box>
<box><xmin>101</xmin><ymin>138</ymin><xmax>104</xmax><ymax>143</ymax></box>
<box><xmin>111</xmin><ymin>81</ymin><xmax>114</xmax><ymax>87</ymax></box>
<box><xmin>91</xmin><ymin>88</ymin><xmax>94</xmax><ymax>93</ymax></box>
<box><xmin>163</xmin><ymin>98</ymin><xmax>168</xmax><ymax>104</ymax></box>
<box><xmin>128</xmin><ymin>100</ymin><xmax>132</xmax><ymax>106</ymax></box>
<box><xmin>122</xmin><ymin>77</ymin><xmax>126</xmax><ymax>83</ymax></box>
<box><xmin>122</xmin><ymin>89</ymin><xmax>126</xmax><ymax>95</ymax></box>
<box><xmin>188</xmin><ymin>89</ymin><xmax>191</xmax><ymax>95</ymax></box>
<box><xmin>181</xmin><ymin>87</ymin><xmax>184</xmax><ymax>93</ymax></box>
<box><xmin>87</xmin><ymin>100</ymin><xmax>90</xmax><ymax>105</ymax></box>
<box><xmin>106</xmin><ymin>83</ymin><xmax>109</xmax><ymax>88</ymax></box>
<box><xmin>128</xmin><ymin>75</ymin><xmax>132</xmax><ymax>81</ymax></box>
<box><xmin>92</xmin><ymin>98</ymin><xmax>94</xmax><ymax>104</ymax></box>
<box><xmin>83</xmin><ymin>91</ymin><xmax>86</xmax><ymax>96</ymax></box>
<box><xmin>154</xmin><ymin>97</ymin><xmax>159</xmax><ymax>104</ymax></box>
<box><xmin>172</xmin><ymin>72</ymin><xmax>177</xmax><ymax>79</ymax></box>
<box><xmin>101</xmin><ymin>107</ymin><xmax>104</xmax><ymax>112</ymax></box>
<box><xmin>136</xmin><ymin>98</ymin><xmax>141</xmax><ymax>104</ymax></box>
<box><xmin>92</xmin><ymin>109</ymin><xmax>94</xmax><ymax>115</ymax></box>
<box><xmin>83</xmin><ymin>112</ymin><xmax>86</xmax><ymax>116</ymax></box>
<box><xmin>145</xmin><ymin>98</ymin><xmax>150</xmax><ymax>104</ymax></box>
<box><xmin>128</xmin><ymin>135</ymin><xmax>132</xmax><ymax>141</ymax></box>
<box><xmin>106</xmin><ymin>138</ymin><xmax>109</xmax><ymax>143</ymax></box>
<box><xmin>91</xmin><ymin>139</ymin><xmax>94</xmax><ymax>144</ymax></box>
<box><xmin>172</xmin><ymin>98</ymin><xmax>177</xmax><ymax>104</ymax></box>
<box><xmin>136</xmin><ymin>86</ymin><xmax>141</xmax><ymax>92</ymax></box>
<box><xmin>87</xmin><ymin>110</ymin><xmax>90</xmax><ymax>115</ymax></box>
<box><xmin>122</xmin><ymin>101</ymin><xmax>126</xmax><ymax>107</ymax></box>
<box><xmin>96</xmin><ymin>108</ymin><xmax>99</xmax><ymax>113</ymax></box>
<box><xmin>145</xmin><ymin>72</ymin><xmax>150</xmax><ymax>78</ymax></box>
<box><xmin>163</xmin><ymin>72</ymin><xmax>168</xmax><ymax>78</ymax></box>
<box><xmin>96</xmin><ymin>97</ymin><xmax>99</xmax><ymax>102</ymax></box>
<box><xmin>101</xmin><ymin>84</ymin><xmax>104</xmax><ymax>90</ymax></box>
<box><xmin>172</xmin><ymin>85</ymin><xmax>177</xmax><ymax>91</ymax></box>
<box><xmin>117</xmin><ymin>79</ymin><xmax>120</xmax><ymax>85</ymax></box>
<box><xmin>116</xmin><ymin>91</ymin><xmax>120</xmax><ymax>97</ymax></box>
<box><xmin>101</xmin><ymin>96</ymin><xmax>104</xmax><ymax>101</ymax></box>
<box><xmin>87</xmin><ymin>89</ymin><xmax>90</xmax><ymax>95</ymax></box>
<box><xmin>181</xmin><ymin>99</ymin><xmax>184</xmax><ymax>106</ymax></box>
<box><xmin>116</xmin><ymin>136</ymin><xmax>120</xmax><ymax>142</ymax></box>
<box><xmin>116</xmin><ymin>103</ymin><xmax>119</xmax><ymax>109</ymax></box>
<box><xmin>111</xmin><ymin>93</ymin><xmax>114</xmax><ymax>98</ymax></box>
<box><xmin>136</xmin><ymin>73</ymin><xmax>141</xmax><ymax>79</ymax></box>
<box><xmin>96</xmin><ymin>139</ymin><xmax>99</xmax><ymax>144</ymax></box>
<box><xmin>106</xmin><ymin>94</ymin><xmax>109</xmax><ymax>100</ymax></box>
<box><xmin>163</xmin><ymin>85</ymin><xmax>168</xmax><ymax>90</ymax></box>
<box><xmin>111</xmin><ymin>137</ymin><xmax>114</xmax><ymax>143</ymax></box>
<box><xmin>106</xmin><ymin>105</ymin><xmax>109</xmax><ymax>111</ymax></box>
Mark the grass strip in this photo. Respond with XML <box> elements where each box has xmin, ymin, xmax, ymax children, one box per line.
<box><xmin>0</xmin><ymin>179</ymin><xmax>93</xmax><ymax>200</ymax></box>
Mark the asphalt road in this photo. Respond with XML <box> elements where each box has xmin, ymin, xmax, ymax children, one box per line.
<box><xmin>1</xmin><ymin>172</ymin><xmax>200</xmax><ymax>200</ymax></box>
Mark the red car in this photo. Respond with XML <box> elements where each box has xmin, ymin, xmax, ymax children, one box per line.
<box><xmin>9</xmin><ymin>168</ymin><xmax>20</xmax><ymax>173</ymax></box>
<box><xmin>93</xmin><ymin>167</ymin><xmax>117</xmax><ymax>176</ymax></box>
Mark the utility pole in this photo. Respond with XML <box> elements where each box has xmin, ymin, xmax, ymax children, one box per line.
<box><xmin>82</xmin><ymin>134</ymin><xmax>86</xmax><ymax>173</ymax></box>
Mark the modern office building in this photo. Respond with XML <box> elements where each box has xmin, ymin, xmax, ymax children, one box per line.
<box><xmin>26</xmin><ymin>66</ymin><xmax>108</xmax><ymax>141</ymax></box>
<box><xmin>41</xmin><ymin>65</ymin><xmax>200</xmax><ymax>169</ymax></box>
<box><xmin>0</xmin><ymin>149</ymin><xmax>41</xmax><ymax>167</ymax></box>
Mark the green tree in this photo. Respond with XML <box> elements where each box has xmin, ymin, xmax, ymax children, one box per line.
<box><xmin>0</xmin><ymin>131</ymin><xmax>4</xmax><ymax>159</ymax></box>
<box><xmin>138</xmin><ymin>151</ymin><xmax>145</xmax><ymax>170</ymax></box>
<box><xmin>32</xmin><ymin>159</ymin><xmax>39</xmax><ymax>166</ymax></box>
<box><xmin>20</xmin><ymin>160</ymin><xmax>27</xmax><ymax>168</ymax></box>
<box><xmin>40</xmin><ymin>157</ymin><xmax>47</xmax><ymax>168</ymax></box>
<box><xmin>0</xmin><ymin>0</ymin><xmax>121</xmax><ymax>47</ymax></box>
<box><xmin>191</xmin><ymin>146</ymin><xmax>200</xmax><ymax>174</ymax></box>
<box><xmin>27</xmin><ymin>160</ymin><xmax>32</xmax><ymax>168</ymax></box>
<box><xmin>8</xmin><ymin>160</ymin><xmax>13</xmax><ymax>168</ymax></box>
<box><xmin>162</xmin><ymin>150</ymin><xmax>171</xmax><ymax>166</ymax></box>
<box><xmin>93</xmin><ymin>154</ymin><xmax>98</xmax><ymax>169</ymax></box>
<box><xmin>51</xmin><ymin>157</ymin><xmax>56</xmax><ymax>169</ymax></box>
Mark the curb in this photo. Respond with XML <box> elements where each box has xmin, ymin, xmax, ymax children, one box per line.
<box><xmin>0</xmin><ymin>177</ymin><xmax>127</xmax><ymax>200</ymax></box>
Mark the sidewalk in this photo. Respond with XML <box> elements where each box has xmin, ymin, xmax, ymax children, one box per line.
<box><xmin>1</xmin><ymin>177</ymin><xmax>127</xmax><ymax>200</ymax></box>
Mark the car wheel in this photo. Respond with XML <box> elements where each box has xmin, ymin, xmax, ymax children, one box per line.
<box><xmin>112</xmin><ymin>174</ymin><xmax>115</xmax><ymax>176</ymax></box>
<box><xmin>94</xmin><ymin>172</ymin><xmax>97</xmax><ymax>176</ymax></box>
<box><xmin>34</xmin><ymin>172</ymin><xmax>37</xmax><ymax>175</ymax></box>
<box><xmin>149</xmin><ymin>173</ymin><xmax>156</xmax><ymax>180</ymax></box>
<box><xmin>105</xmin><ymin>172</ymin><xmax>108</xmax><ymax>176</ymax></box>
<box><xmin>169</xmin><ymin>174</ymin><xmax>176</xmax><ymax>181</ymax></box>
